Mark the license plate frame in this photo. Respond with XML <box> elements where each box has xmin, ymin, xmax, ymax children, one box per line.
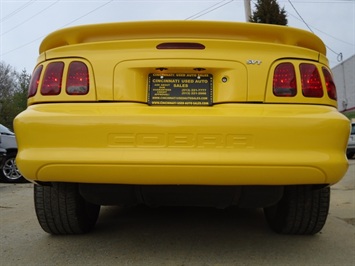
<box><xmin>148</xmin><ymin>73</ymin><xmax>213</xmax><ymax>106</ymax></box>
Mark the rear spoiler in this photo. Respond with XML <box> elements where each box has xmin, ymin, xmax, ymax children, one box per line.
<box><xmin>39</xmin><ymin>20</ymin><xmax>326</xmax><ymax>55</ymax></box>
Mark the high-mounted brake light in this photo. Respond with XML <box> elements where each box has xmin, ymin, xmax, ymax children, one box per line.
<box><xmin>157</xmin><ymin>43</ymin><xmax>205</xmax><ymax>49</ymax></box>
<box><xmin>28</xmin><ymin>65</ymin><xmax>43</xmax><ymax>98</ymax></box>
<box><xmin>273</xmin><ymin>63</ymin><xmax>297</xmax><ymax>97</ymax></box>
<box><xmin>41</xmin><ymin>62</ymin><xmax>64</xmax><ymax>95</ymax></box>
<box><xmin>300</xmin><ymin>64</ymin><xmax>323</xmax><ymax>98</ymax></box>
<box><xmin>66</xmin><ymin>61</ymin><xmax>89</xmax><ymax>95</ymax></box>
<box><xmin>322</xmin><ymin>67</ymin><xmax>337</xmax><ymax>100</ymax></box>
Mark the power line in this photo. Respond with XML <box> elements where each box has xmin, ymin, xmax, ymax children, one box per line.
<box><xmin>60</xmin><ymin>0</ymin><xmax>115</xmax><ymax>28</ymax></box>
<box><xmin>287</xmin><ymin>0</ymin><xmax>344</xmax><ymax>61</ymax></box>
<box><xmin>1</xmin><ymin>36</ymin><xmax>44</xmax><ymax>57</ymax></box>
<box><xmin>287</xmin><ymin>0</ymin><xmax>313</xmax><ymax>32</ymax></box>
<box><xmin>2</xmin><ymin>0</ymin><xmax>353</xmax><ymax>61</ymax></box>
<box><xmin>185</xmin><ymin>0</ymin><xmax>234</xmax><ymax>20</ymax></box>
<box><xmin>3</xmin><ymin>0</ymin><xmax>232</xmax><ymax>56</ymax></box>
<box><xmin>1</xmin><ymin>0</ymin><xmax>37</xmax><ymax>23</ymax></box>
<box><xmin>287</xmin><ymin>12</ymin><xmax>354</xmax><ymax>47</ymax></box>
<box><xmin>2</xmin><ymin>0</ymin><xmax>61</xmax><ymax>36</ymax></box>
<box><xmin>1</xmin><ymin>0</ymin><xmax>115</xmax><ymax>56</ymax></box>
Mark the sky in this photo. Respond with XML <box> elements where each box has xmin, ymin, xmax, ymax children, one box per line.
<box><xmin>1</xmin><ymin>0</ymin><xmax>354</xmax><ymax>73</ymax></box>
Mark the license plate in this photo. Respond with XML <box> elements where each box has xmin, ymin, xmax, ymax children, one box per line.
<box><xmin>148</xmin><ymin>73</ymin><xmax>213</xmax><ymax>106</ymax></box>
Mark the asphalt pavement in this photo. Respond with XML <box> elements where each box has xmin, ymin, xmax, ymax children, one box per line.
<box><xmin>1</xmin><ymin>160</ymin><xmax>354</xmax><ymax>265</ymax></box>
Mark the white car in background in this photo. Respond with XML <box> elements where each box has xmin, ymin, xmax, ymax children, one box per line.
<box><xmin>0</xmin><ymin>124</ymin><xmax>25</xmax><ymax>183</ymax></box>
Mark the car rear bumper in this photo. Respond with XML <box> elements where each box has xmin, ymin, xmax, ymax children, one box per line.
<box><xmin>14</xmin><ymin>103</ymin><xmax>349</xmax><ymax>185</ymax></box>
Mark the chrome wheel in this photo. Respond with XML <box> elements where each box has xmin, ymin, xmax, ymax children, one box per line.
<box><xmin>1</xmin><ymin>152</ymin><xmax>25</xmax><ymax>183</ymax></box>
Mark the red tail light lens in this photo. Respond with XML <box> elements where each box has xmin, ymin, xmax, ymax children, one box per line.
<box><xmin>66</xmin><ymin>61</ymin><xmax>89</xmax><ymax>95</ymax></box>
<box><xmin>28</xmin><ymin>65</ymin><xmax>43</xmax><ymax>98</ymax></box>
<box><xmin>322</xmin><ymin>67</ymin><xmax>337</xmax><ymax>100</ymax></box>
<box><xmin>273</xmin><ymin>63</ymin><xmax>297</xmax><ymax>97</ymax></box>
<box><xmin>300</xmin><ymin>64</ymin><xmax>323</xmax><ymax>97</ymax></box>
<box><xmin>41</xmin><ymin>62</ymin><xmax>64</xmax><ymax>95</ymax></box>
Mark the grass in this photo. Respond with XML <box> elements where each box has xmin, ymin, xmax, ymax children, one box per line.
<box><xmin>342</xmin><ymin>109</ymin><xmax>355</xmax><ymax>121</ymax></box>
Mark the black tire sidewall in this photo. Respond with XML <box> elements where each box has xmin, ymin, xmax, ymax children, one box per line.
<box><xmin>34</xmin><ymin>183</ymin><xmax>100</xmax><ymax>234</ymax></box>
<box><xmin>264</xmin><ymin>186</ymin><xmax>330</xmax><ymax>235</ymax></box>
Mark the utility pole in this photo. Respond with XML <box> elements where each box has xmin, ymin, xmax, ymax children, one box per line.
<box><xmin>244</xmin><ymin>0</ymin><xmax>251</xmax><ymax>22</ymax></box>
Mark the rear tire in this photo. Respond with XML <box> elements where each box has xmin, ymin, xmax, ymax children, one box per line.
<box><xmin>34</xmin><ymin>183</ymin><xmax>100</xmax><ymax>235</ymax></box>
<box><xmin>264</xmin><ymin>185</ymin><xmax>330</xmax><ymax>235</ymax></box>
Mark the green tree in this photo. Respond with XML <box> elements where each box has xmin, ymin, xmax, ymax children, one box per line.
<box><xmin>250</xmin><ymin>0</ymin><xmax>288</xmax><ymax>26</ymax></box>
<box><xmin>0</xmin><ymin>62</ymin><xmax>29</xmax><ymax>130</ymax></box>
<box><xmin>14</xmin><ymin>69</ymin><xmax>30</xmax><ymax>114</ymax></box>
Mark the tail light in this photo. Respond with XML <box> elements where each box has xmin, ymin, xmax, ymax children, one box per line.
<box><xmin>300</xmin><ymin>64</ymin><xmax>323</xmax><ymax>98</ymax></box>
<box><xmin>28</xmin><ymin>65</ymin><xmax>43</xmax><ymax>98</ymax></box>
<box><xmin>273</xmin><ymin>63</ymin><xmax>297</xmax><ymax>97</ymax></box>
<box><xmin>41</xmin><ymin>62</ymin><xmax>64</xmax><ymax>95</ymax></box>
<box><xmin>66</xmin><ymin>61</ymin><xmax>89</xmax><ymax>95</ymax></box>
<box><xmin>322</xmin><ymin>67</ymin><xmax>337</xmax><ymax>100</ymax></box>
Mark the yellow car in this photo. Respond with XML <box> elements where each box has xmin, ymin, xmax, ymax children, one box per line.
<box><xmin>14</xmin><ymin>21</ymin><xmax>350</xmax><ymax>235</ymax></box>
